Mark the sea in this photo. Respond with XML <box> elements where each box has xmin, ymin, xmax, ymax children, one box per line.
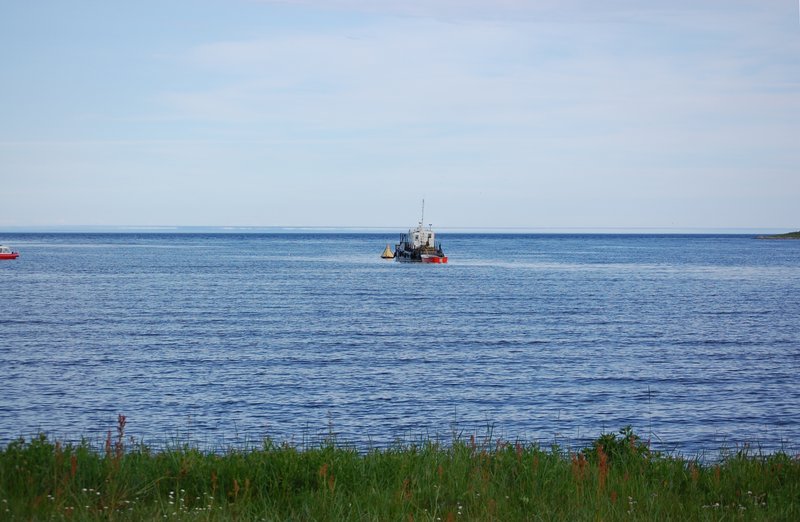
<box><xmin>1</xmin><ymin>232</ymin><xmax>799</xmax><ymax>456</ymax></box>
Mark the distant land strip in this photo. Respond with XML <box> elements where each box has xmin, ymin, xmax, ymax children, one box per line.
<box><xmin>757</xmin><ymin>231</ymin><xmax>800</xmax><ymax>239</ymax></box>
<box><xmin>3</xmin><ymin>226</ymin><xmax>799</xmax><ymax>235</ymax></box>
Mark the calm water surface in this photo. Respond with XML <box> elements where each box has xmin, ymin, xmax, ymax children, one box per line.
<box><xmin>1</xmin><ymin>233</ymin><xmax>799</xmax><ymax>454</ymax></box>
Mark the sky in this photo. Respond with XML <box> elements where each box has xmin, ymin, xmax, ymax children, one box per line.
<box><xmin>1</xmin><ymin>0</ymin><xmax>798</xmax><ymax>230</ymax></box>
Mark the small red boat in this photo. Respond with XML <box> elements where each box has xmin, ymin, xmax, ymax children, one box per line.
<box><xmin>0</xmin><ymin>245</ymin><xmax>19</xmax><ymax>260</ymax></box>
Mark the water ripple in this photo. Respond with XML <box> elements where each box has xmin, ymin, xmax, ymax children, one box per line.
<box><xmin>1</xmin><ymin>233</ymin><xmax>799</xmax><ymax>454</ymax></box>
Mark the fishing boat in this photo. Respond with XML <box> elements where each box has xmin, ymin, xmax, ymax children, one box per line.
<box><xmin>393</xmin><ymin>201</ymin><xmax>448</xmax><ymax>264</ymax></box>
<box><xmin>0</xmin><ymin>245</ymin><xmax>19</xmax><ymax>260</ymax></box>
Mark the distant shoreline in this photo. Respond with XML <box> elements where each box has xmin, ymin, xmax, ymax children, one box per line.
<box><xmin>756</xmin><ymin>231</ymin><xmax>800</xmax><ymax>240</ymax></box>
<box><xmin>2</xmin><ymin>226</ymin><xmax>798</xmax><ymax>235</ymax></box>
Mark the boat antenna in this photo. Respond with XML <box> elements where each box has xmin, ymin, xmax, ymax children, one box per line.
<box><xmin>420</xmin><ymin>199</ymin><xmax>425</xmax><ymax>227</ymax></box>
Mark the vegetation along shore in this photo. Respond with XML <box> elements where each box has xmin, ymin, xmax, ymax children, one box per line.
<box><xmin>1</xmin><ymin>419</ymin><xmax>799</xmax><ymax>521</ymax></box>
<box><xmin>756</xmin><ymin>231</ymin><xmax>800</xmax><ymax>239</ymax></box>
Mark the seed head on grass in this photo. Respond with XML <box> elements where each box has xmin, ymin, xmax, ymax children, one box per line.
<box><xmin>597</xmin><ymin>444</ymin><xmax>609</xmax><ymax>492</ymax></box>
<box><xmin>571</xmin><ymin>452</ymin><xmax>587</xmax><ymax>483</ymax></box>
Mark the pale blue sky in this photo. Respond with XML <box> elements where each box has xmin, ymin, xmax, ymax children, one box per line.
<box><xmin>1</xmin><ymin>0</ymin><xmax>798</xmax><ymax>229</ymax></box>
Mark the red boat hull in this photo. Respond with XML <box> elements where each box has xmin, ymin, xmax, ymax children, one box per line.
<box><xmin>422</xmin><ymin>256</ymin><xmax>448</xmax><ymax>264</ymax></box>
<box><xmin>0</xmin><ymin>253</ymin><xmax>19</xmax><ymax>260</ymax></box>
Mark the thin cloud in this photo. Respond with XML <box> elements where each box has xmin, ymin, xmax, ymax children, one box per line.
<box><xmin>164</xmin><ymin>12</ymin><xmax>797</xmax><ymax>138</ymax></box>
<box><xmin>259</xmin><ymin>0</ymin><xmax>780</xmax><ymax>22</ymax></box>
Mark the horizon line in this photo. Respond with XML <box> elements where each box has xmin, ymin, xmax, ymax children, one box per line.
<box><xmin>2</xmin><ymin>225</ymin><xmax>796</xmax><ymax>235</ymax></box>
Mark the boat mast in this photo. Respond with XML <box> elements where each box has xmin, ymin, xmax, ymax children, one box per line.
<box><xmin>420</xmin><ymin>199</ymin><xmax>425</xmax><ymax>228</ymax></box>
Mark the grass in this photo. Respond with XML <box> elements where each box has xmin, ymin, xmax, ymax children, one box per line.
<box><xmin>1</xmin><ymin>419</ymin><xmax>799</xmax><ymax>521</ymax></box>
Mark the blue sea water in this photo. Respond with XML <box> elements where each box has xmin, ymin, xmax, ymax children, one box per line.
<box><xmin>1</xmin><ymin>233</ymin><xmax>799</xmax><ymax>455</ymax></box>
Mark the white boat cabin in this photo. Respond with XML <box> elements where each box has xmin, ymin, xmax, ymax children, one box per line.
<box><xmin>407</xmin><ymin>223</ymin><xmax>435</xmax><ymax>249</ymax></box>
<box><xmin>0</xmin><ymin>246</ymin><xmax>15</xmax><ymax>254</ymax></box>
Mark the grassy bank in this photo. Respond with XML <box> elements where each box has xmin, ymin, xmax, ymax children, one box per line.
<box><xmin>1</xmin><ymin>421</ymin><xmax>798</xmax><ymax>521</ymax></box>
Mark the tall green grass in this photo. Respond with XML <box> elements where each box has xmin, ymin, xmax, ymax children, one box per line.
<box><xmin>1</xmin><ymin>419</ymin><xmax>798</xmax><ymax>520</ymax></box>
